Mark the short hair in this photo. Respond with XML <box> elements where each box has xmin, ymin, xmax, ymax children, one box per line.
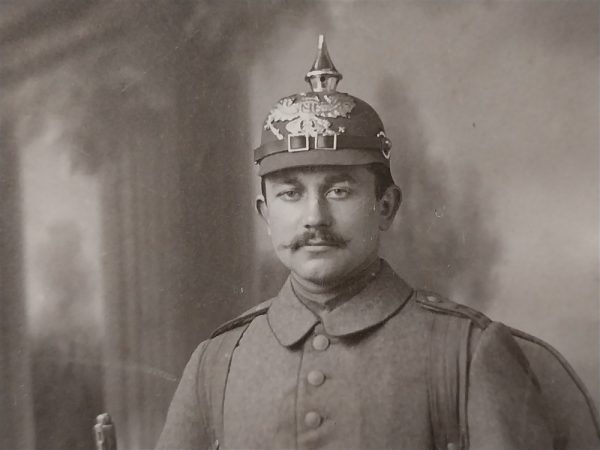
<box><xmin>260</xmin><ymin>163</ymin><xmax>396</xmax><ymax>201</ymax></box>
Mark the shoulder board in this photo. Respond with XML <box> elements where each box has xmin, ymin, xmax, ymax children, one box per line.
<box><xmin>210</xmin><ymin>298</ymin><xmax>273</xmax><ymax>338</ymax></box>
<box><xmin>414</xmin><ymin>290</ymin><xmax>491</xmax><ymax>329</ymax></box>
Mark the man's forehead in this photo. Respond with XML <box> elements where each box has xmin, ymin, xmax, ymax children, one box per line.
<box><xmin>264</xmin><ymin>165</ymin><xmax>369</xmax><ymax>184</ymax></box>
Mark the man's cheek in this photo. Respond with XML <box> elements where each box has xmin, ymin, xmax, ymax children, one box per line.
<box><xmin>271</xmin><ymin>229</ymin><xmax>289</xmax><ymax>248</ymax></box>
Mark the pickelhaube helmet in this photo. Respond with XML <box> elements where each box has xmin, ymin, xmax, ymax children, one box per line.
<box><xmin>254</xmin><ymin>35</ymin><xmax>392</xmax><ymax>176</ymax></box>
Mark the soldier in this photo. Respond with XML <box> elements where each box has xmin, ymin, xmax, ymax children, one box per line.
<box><xmin>156</xmin><ymin>36</ymin><xmax>600</xmax><ymax>450</ymax></box>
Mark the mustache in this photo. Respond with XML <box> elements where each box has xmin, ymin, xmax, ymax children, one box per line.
<box><xmin>280</xmin><ymin>230</ymin><xmax>349</xmax><ymax>251</ymax></box>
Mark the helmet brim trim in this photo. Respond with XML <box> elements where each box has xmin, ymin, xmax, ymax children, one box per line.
<box><xmin>257</xmin><ymin>149</ymin><xmax>390</xmax><ymax>176</ymax></box>
<box><xmin>254</xmin><ymin>134</ymin><xmax>388</xmax><ymax>162</ymax></box>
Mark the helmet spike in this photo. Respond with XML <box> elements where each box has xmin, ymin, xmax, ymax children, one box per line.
<box><xmin>305</xmin><ymin>34</ymin><xmax>342</xmax><ymax>92</ymax></box>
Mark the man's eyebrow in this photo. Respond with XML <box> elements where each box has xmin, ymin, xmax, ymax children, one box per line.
<box><xmin>323</xmin><ymin>173</ymin><xmax>357</xmax><ymax>184</ymax></box>
<box><xmin>269</xmin><ymin>176</ymin><xmax>300</xmax><ymax>185</ymax></box>
<box><xmin>267</xmin><ymin>172</ymin><xmax>356</xmax><ymax>185</ymax></box>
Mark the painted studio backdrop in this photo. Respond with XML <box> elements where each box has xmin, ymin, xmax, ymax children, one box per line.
<box><xmin>0</xmin><ymin>1</ymin><xmax>598</xmax><ymax>449</ymax></box>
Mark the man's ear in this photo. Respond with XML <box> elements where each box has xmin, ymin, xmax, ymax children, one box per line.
<box><xmin>378</xmin><ymin>185</ymin><xmax>402</xmax><ymax>231</ymax></box>
<box><xmin>256</xmin><ymin>195</ymin><xmax>270</xmax><ymax>233</ymax></box>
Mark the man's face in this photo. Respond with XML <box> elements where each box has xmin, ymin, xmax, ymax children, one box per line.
<box><xmin>257</xmin><ymin>165</ymin><xmax>400</xmax><ymax>286</ymax></box>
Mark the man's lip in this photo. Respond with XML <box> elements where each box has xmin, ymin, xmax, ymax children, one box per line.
<box><xmin>300</xmin><ymin>243</ymin><xmax>338</xmax><ymax>253</ymax></box>
<box><xmin>304</xmin><ymin>240</ymin><xmax>338</xmax><ymax>247</ymax></box>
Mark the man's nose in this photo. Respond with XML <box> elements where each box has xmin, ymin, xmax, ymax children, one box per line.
<box><xmin>303</xmin><ymin>194</ymin><xmax>332</xmax><ymax>228</ymax></box>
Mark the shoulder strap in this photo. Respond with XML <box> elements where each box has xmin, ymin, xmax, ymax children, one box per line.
<box><xmin>197</xmin><ymin>322</ymin><xmax>252</xmax><ymax>450</ymax></box>
<box><xmin>416</xmin><ymin>290</ymin><xmax>491</xmax><ymax>329</ymax></box>
<box><xmin>210</xmin><ymin>299</ymin><xmax>272</xmax><ymax>338</ymax></box>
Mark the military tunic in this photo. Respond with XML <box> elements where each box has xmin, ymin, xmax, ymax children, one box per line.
<box><xmin>157</xmin><ymin>261</ymin><xmax>557</xmax><ymax>450</ymax></box>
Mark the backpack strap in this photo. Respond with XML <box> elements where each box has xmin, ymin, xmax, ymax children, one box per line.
<box><xmin>197</xmin><ymin>323</ymin><xmax>251</xmax><ymax>450</ymax></box>
<box><xmin>417</xmin><ymin>290</ymin><xmax>491</xmax><ymax>450</ymax></box>
<box><xmin>428</xmin><ymin>312</ymin><xmax>472</xmax><ymax>450</ymax></box>
<box><xmin>197</xmin><ymin>300</ymin><xmax>272</xmax><ymax>450</ymax></box>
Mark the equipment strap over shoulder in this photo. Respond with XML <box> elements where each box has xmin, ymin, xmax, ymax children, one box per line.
<box><xmin>428</xmin><ymin>312</ymin><xmax>472</xmax><ymax>450</ymax></box>
<box><xmin>198</xmin><ymin>322</ymin><xmax>252</xmax><ymax>450</ymax></box>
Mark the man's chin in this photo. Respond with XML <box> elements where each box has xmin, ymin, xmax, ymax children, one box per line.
<box><xmin>291</xmin><ymin>256</ymin><xmax>348</xmax><ymax>286</ymax></box>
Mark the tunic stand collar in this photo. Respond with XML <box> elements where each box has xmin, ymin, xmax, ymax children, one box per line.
<box><xmin>267</xmin><ymin>259</ymin><xmax>414</xmax><ymax>347</ymax></box>
<box><xmin>290</xmin><ymin>257</ymin><xmax>381</xmax><ymax>312</ymax></box>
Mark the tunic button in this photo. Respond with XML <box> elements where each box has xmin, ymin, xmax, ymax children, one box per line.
<box><xmin>304</xmin><ymin>411</ymin><xmax>322</xmax><ymax>428</ymax></box>
<box><xmin>307</xmin><ymin>370</ymin><xmax>325</xmax><ymax>386</ymax></box>
<box><xmin>312</xmin><ymin>334</ymin><xmax>330</xmax><ymax>351</ymax></box>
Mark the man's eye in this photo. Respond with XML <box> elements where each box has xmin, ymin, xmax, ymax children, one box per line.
<box><xmin>277</xmin><ymin>190</ymin><xmax>301</xmax><ymax>201</ymax></box>
<box><xmin>326</xmin><ymin>188</ymin><xmax>350</xmax><ymax>199</ymax></box>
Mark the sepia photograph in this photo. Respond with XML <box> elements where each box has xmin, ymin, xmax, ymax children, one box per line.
<box><xmin>0</xmin><ymin>1</ymin><xmax>598</xmax><ymax>449</ymax></box>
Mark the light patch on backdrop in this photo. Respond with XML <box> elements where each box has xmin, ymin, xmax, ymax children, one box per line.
<box><xmin>19</xmin><ymin>112</ymin><xmax>104</xmax><ymax>342</ymax></box>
